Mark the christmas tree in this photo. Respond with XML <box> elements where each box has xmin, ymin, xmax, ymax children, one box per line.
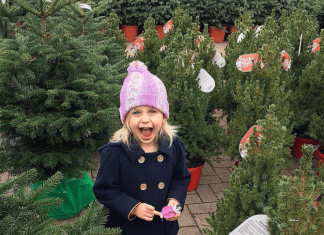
<box><xmin>156</xmin><ymin>3</ymin><xmax>225</xmax><ymax>167</ymax></box>
<box><xmin>134</xmin><ymin>13</ymin><xmax>162</xmax><ymax>74</ymax></box>
<box><xmin>265</xmin><ymin>144</ymin><xmax>324</xmax><ymax>234</ymax></box>
<box><xmin>222</xmin><ymin>8</ymin><xmax>294</xmax><ymax>159</ymax></box>
<box><xmin>0</xmin><ymin>0</ymin><xmax>126</xmax><ymax>181</ymax></box>
<box><xmin>294</xmin><ymin>29</ymin><xmax>324</xmax><ymax>143</ymax></box>
<box><xmin>0</xmin><ymin>168</ymin><xmax>121</xmax><ymax>234</ymax></box>
<box><xmin>204</xmin><ymin>104</ymin><xmax>295</xmax><ymax>235</ymax></box>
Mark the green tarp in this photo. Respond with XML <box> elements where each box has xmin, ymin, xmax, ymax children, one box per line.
<box><xmin>32</xmin><ymin>171</ymin><xmax>95</xmax><ymax>220</ymax></box>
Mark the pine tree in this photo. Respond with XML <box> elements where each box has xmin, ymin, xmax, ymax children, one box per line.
<box><xmin>294</xmin><ymin>29</ymin><xmax>324</xmax><ymax>143</ymax></box>
<box><xmin>134</xmin><ymin>13</ymin><xmax>162</xmax><ymax>74</ymax></box>
<box><xmin>0</xmin><ymin>0</ymin><xmax>125</xmax><ymax>181</ymax></box>
<box><xmin>156</xmin><ymin>3</ymin><xmax>225</xmax><ymax>167</ymax></box>
<box><xmin>265</xmin><ymin>145</ymin><xmax>324</xmax><ymax>235</ymax></box>
<box><xmin>0</xmin><ymin>0</ymin><xmax>26</xmax><ymax>39</ymax></box>
<box><xmin>0</xmin><ymin>169</ymin><xmax>121</xmax><ymax>234</ymax></box>
<box><xmin>222</xmin><ymin>8</ymin><xmax>294</xmax><ymax>159</ymax></box>
<box><xmin>204</xmin><ymin>104</ymin><xmax>295</xmax><ymax>235</ymax></box>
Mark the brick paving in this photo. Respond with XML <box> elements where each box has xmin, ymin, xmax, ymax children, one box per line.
<box><xmin>0</xmin><ymin>41</ymin><xmax>318</xmax><ymax>234</ymax></box>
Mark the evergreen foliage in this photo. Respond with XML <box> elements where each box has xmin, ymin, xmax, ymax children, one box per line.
<box><xmin>0</xmin><ymin>0</ymin><xmax>126</xmax><ymax>181</ymax></box>
<box><xmin>221</xmin><ymin>8</ymin><xmax>294</xmax><ymax>159</ymax></box>
<box><xmin>155</xmin><ymin>3</ymin><xmax>225</xmax><ymax>167</ymax></box>
<box><xmin>134</xmin><ymin>13</ymin><xmax>162</xmax><ymax>74</ymax></box>
<box><xmin>204</xmin><ymin>104</ymin><xmax>295</xmax><ymax>235</ymax></box>
<box><xmin>294</xmin><ymin>30</ymin><xmax>324</xmax><ymax>142</ymax></box>
<box><xmin>0</xmin><ymin>169</ymin><xmax>121</xmax><ymax>235</ymax></box>
<box><xmin>265</xmin><ymin>145</ymin><xmax>324</xmax><ymax>234</ymax></box>
<box><xmin>0</xmin><ymin>0</ymin><xmax>26</xmax><ymax>39</ymax></box>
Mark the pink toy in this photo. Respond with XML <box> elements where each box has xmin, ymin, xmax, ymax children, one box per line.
<box><xmin>160</xmin><ymin>204</ymin><xmax>182</xmax><ymax>221</ymax></box>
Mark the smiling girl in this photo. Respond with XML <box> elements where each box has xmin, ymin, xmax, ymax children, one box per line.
<box><xmin>93</xmin><ymin>61</ymin><xmax>191</xmax><ymax>235</ymax></box>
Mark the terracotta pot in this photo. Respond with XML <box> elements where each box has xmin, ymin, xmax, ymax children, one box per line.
<box><xmin>155</xmin><ymin>25</ymin><xmax>165</xmax><ymax>40</ymax></box>
<box><xmin>187</xmin><ymin>163</ymin><xmax>205</xmax><ymax>192</ymax></box>
<box><xmin>316</xmin><ymin>146</ymin><xmax>324</xmax><ymax>176</ymax></box>
<box><xmin>121</xmin><ymin>25</ymin><xmax>138</xmax><ymax>42</ymax></box>
<box><xmin>291</xmin><ymin>135</ymin><xmax>320</xmax><ymax>159</ymax></box>
<box><xmin>209</xmin><ymin>26</ymin><xmax>227</xmax><ymax>43</ymax></box>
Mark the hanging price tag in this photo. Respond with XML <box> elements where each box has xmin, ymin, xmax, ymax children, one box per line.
<box><xmin>212</xmin><ymin>51</ymin><xmax>225</xmax><ymax>68</ymax></box>
<box><xmin>80</xmin><ymin>3</ymin><xmax>92</xmax><ymax>10</ymax></box>
<box><xmin>312</xmin><ymin>38</ymin><xmax>320</xmax><ymax>52</ymax></box>
<box><xmin>237</xmin><ymin>32</ymin><xmax>246</xmax><ymax>43</ymax></box>
<box><xmin>236</xmin><ymin>53</ymin><xmax>264</xmax><ymax>72</ymax></box>
<box><xmin>131</xmin><ymin>37</ymin><xmax>145</xmax><ymax>54</ymax></box>
<box><xmin>280</xmin><ymin>50</ymin><xmax>291</xmax><ymax>71</ymax></box>
<box><xmin>163</xmin><ymin>20</ymin><xmax>173</xmax><ymax>34</ymax></box>
<box><xmin>255</xmin><ymin>25</ymin><xmax>263</xmax><ymax>38</ymax></box>
<box><xmin>197</xmin><ymin>69</ymin><xmax>215</xmax><ymax>93</ymax></box>
<box><xmin>239</xmin><ymin>125</ymin><xmax>262</xmax><ymax>158</ymax></box>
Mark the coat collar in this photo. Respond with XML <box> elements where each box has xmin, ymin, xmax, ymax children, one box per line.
<box><xmin>120</xmin><ymin>135</ymin><xmax>174</xmax><ymax>164</ymax></box>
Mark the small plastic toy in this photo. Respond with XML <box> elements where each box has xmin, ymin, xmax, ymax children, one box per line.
<box><xmin>160</xmin><ymin>204</ymin><xmax>182</xmax><ymax>221</ymax></box>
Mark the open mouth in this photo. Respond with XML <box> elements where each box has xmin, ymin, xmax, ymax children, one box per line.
<box><xmin>140</xmin><ymin>128</ymin><xmax>153</xmax><ymax>138</ymax></box>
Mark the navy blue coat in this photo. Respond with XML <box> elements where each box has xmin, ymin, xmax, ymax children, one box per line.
<box><xmin>93</xmin><ymin>136</ymin><xmax>191</xmax><ymax>235</ymax></box>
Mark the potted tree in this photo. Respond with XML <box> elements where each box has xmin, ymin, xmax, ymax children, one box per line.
<box><xmin>156</xmin><ymin>4</ymin><xmax>225</xmax><ymax>191</ymax></box>
<box><xmin>295</xmin><ymin>30</ymin><xmax>324</xmax><ymax>162</ymax></box>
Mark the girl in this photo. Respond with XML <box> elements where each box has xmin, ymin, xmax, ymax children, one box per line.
<box><xmin>93</xmin><ymin>61</ymin><xmax>191</xmax><ymax>235</ymax></box>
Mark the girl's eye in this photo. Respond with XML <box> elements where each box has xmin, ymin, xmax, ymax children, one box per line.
<box><xmin>133</xmin><ymin>111</ymin><xmax>140</xmax><ymax>115</ymax></box>
<box><xmin>150</xmin><ymin>110</ymin><xmax>156</xmax><ymax>113</ymax></box>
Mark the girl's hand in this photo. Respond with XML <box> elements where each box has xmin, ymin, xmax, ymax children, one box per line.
<box><xmin>166</xmin><ymin>199</ymin><xmax>181</xmax><ymax>221</ymax></box>
<box><xmin>132</xmin><ymin>203</ymin><xmax>161</xmax><ymax>221</ymax></box>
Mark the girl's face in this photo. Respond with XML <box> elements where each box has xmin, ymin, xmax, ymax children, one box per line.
<box><xmin>125</xmin><ymin>106</ymin><xmax>165</xmax><ymax>149</ymax></box>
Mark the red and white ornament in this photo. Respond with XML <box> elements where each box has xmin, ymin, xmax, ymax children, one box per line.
<box><xmin>239</xmin><ymin>125</ymin><xmax>262</xmax><ymax>158</ymax></box>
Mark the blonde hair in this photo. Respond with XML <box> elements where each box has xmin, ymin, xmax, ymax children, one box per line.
<box><xmin>110</xmin><ymin>112</ymin><xmax>180</xmax><ymax>148</ymax></box>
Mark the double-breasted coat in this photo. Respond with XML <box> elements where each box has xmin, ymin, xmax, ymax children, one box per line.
<box><xmin>93</xmin><ymin>135</ymin><xmax>191</xmax><ymax>235</ymax></box>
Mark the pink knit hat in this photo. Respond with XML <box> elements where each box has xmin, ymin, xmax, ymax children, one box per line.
<box><xmin>119</xmin><ymin>61</ymin><xmax>169</xmax><ymax>121</ymax></box>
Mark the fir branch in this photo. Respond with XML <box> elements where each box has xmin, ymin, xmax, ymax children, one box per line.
<box><xmin>45</xmin><ymin>0</ymin><xmax>78</xmax><ymax>17</ymax></box>
<box><xmin>9</xmin><ymin>0</ymin><xmax>40</xmax><ymax>17</ymax></box>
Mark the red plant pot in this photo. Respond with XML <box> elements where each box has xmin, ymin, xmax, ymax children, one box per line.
<box><xmin>187</xmin><ymin>163</ymin><xmax>205</xmax><ymax>192</ymax></box>
<box><xmin>316</xmin><ymin>146</ymin><xmax>324</xmax><ymax>176</ymax></box>
<box><xmin>155</xmin><ymin>25</ymin><xmax>165</xmax><ymax>40</ymax></box>
<box><xmin>121</xmin><ymin>25</ymin><xmax>138</xmax><ymax>42</ymax></box>
<box><xmin>209</xmin><ymin>26</ymin><xmax>227</xmax><ymax>43</ymax></box>
<box><xmin>291</xmin><ymin>135</ymin><xmax>320</xmax><ymax>159</ymax></box>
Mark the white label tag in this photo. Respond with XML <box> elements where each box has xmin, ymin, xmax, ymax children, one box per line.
<box><xmin>212</xmin><ymin>52</ymin><xmax>225</xmax><ymax>68</ymax></box>
<box><xmin>237</xmin><ymin>32</ymin><xmax>246</xmax><ymax>42</ymax></box>
<box><xmin>80</xmin><ymin>3</ymin><xmax>92</xmax><ymax>10</ymax></box>
<box><xmin>197</xmin><ymin>69</ymin><xmax>215</xmax><ymax>93</ymax></box>
<box><xmin>298</xmin><ymin>34</ymin><xmax>302</xmax><ymax>56</ymax></box>
<box><xmin>230</xmin><ymin>215</ymin><xmax>270</xmax><ymax>235</ymax></box>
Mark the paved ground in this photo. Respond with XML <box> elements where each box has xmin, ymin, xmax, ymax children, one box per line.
<box><xmin>0</xmin><ymin>40</ymin><xmax>317</xmax><ymax>234</ymax></box>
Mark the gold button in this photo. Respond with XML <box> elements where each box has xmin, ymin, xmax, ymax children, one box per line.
<box><xmin>140</xmin><ymin>183</ymin><xmax>147</xmax><ymax>191</ymax></box>
<box><xmin>138</xmin><ymin>156</ymin><xmax>145</xmax><ymax>164</ymax></box>
<box><xmin>158</xmin><ymin>182</ymin><xmax>165</xmax><ymax>189</ymax></box>
<box><xmin>157</xmin><ymin>155</ymin><xmax>164</xmax><ymax>162</ymax></box>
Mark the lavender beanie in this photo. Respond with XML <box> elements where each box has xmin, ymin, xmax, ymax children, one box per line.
<box><xmin>119</xmin><ymin>61</ymin><xmax>169</xmax><ymax>121</ymax></box>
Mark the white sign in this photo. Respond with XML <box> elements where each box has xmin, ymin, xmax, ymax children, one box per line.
<box><xmin>197</xmin><ymin>69</ymin><xmax>215</xmax><ymax>93</ymax></box>
<box><xmin>229</xmin><ymin>215</ymin><xmax>270</xmax><ymax>235</ymax></box>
